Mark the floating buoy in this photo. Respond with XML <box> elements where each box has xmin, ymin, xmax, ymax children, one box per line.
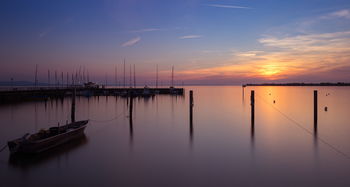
<box><xmin>325</xmin><ymin>106</ymin><xmax>328</xmax><ymax>111</ymax></box>
<box><xmin>273</xmin><ymin>100</ymin><xmax>276</xmax><ymax>104</ymax></box>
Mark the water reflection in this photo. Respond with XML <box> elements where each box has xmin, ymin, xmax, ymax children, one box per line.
<box><xmin>2</xmin><ymin>86</ymin><xmax>350</xmax><ymax>186</ymax></box>
<box><xmin>129</xmin><ymin>96</ymin><xmax>134</xmax><ymax>146</ymax></box>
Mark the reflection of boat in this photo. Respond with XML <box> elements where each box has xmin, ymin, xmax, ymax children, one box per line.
<box><xmin>8</xmin><ymin>120</ymin><xmax>88</xmax><ymax>155</ymax></box>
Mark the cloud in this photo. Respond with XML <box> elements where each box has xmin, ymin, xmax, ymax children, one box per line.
<box><xmin>205</xmin><ymin>4</ymin><xmax>251</xmax><ymax>9</ymax></box>
<box><xmin>174</xmin><ymin>9</ymin><xmax>350</xmax><ymax>83</ymax></box>
<box><xmin>122</xmin><ymin>36</ymin><xmax>141</xmax><ymax>47</ymax></box>
<box><xmin>323</xmin><ymin>9</ymin><xmax>350</xmax><ymax>19</ymax></box>
<box><xmin>176</xmin><ymin>30</ymin><xmax>350</xmax><ymax>82</ymax></box>
<box><xmin>131</xmin><ymin>28</ymin><xmax>160</xmax><ymax>33</ymax></box>
<box><xmin>179</xmin><ymin>35</ymin><xmax>202</xmax><ymax>39</ymax></box>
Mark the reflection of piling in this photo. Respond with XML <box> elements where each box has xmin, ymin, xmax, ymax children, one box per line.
<box><xmin>71</xmin><ymin>88</ymin><xmax>76</xmax><ymax>123</ymax></box>
<box><xmin>189</xmin><ymin>90</ymin><xmax>194</xmax><ymax>139</ymax></box>
<box><xmin>242</xmin><ymin>85</ymin><xmax>245</xmax><ymax>100</ymax></box>
<box><xmin>129</xmin><ymin>95</ymin><xmax>133</xmax><ymax>136</ymax></box>
<box><xmin>314</xmin><ymin>90</ymin><xmax>318</xmax><ymax>132</ymax></box>
<box><xmin>251</xmin><ymin>90</ymin><xmax>255</xmax><ymax>128</ymax></box>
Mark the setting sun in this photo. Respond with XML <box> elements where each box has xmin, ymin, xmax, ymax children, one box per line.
<box><xmin>259</xmin><ymin>64</ymin><xmax>283</xmax><ymax>77</ymax></box>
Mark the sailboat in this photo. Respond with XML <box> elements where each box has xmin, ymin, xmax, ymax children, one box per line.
<box><xmin>7</xmin><ymin>89</ymin><xmax>88</xmax><ymax>155</ymax></box>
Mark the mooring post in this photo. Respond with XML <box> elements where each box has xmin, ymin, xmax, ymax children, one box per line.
<box><xmin>189</xmin><ymin>90</ymin><xmax>194</xmax><ymax>136</ymax></box>
<box><xmin>71</xmin><ymin>88</ymin><xmax>76</xmax><ymax>123</ymax></box>
<box><xmin>251</xmin><ymin>90</ymin><xmax>255</xmax><ymax>127</ymax></box>
<box><xmin>314</xmin><ymin>90</ymin><xmax>318</xmax><ymax>132</ymax></box>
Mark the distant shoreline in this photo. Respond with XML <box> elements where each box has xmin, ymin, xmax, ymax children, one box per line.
<box><xmin>243</xmin><ymin>83</ymin><xmax>350</xmax><ymax>86</ymax></box>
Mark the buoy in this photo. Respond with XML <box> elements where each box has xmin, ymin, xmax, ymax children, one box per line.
<box><xmin>325</xmin><ymin>106</ymin><xmax>328</xmax><ymax>111</ymax></box>
<box><xmin>273</xmin><ymin>100</ymin><xmax>276</xmax><ymax>103</ymax></box>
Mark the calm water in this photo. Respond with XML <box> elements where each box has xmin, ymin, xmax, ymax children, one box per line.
<box><xmin>1</xmin><ymin>86</ymin><xmax>350</xmax><ymax>187</ymax></box>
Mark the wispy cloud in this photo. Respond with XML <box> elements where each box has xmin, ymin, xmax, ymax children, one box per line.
<box><xmin>122</xmin><ymin>36</ymin><xmax>141</xmax><ymax>47</ymax></box>
<box><xmin>205</xmin><ymin>4</ymin><xmax>251</xmax><ymax>9</ymax></box>
<box><xmin>176</xmin><ymin>30</ymin><xmax>350</xmax><ymax>81</ymax></box>
<box><xmin>131</xmin><ymin>28</ymin><xmax>161</xmax><ymax>33</ymax></box>
<box><xmin>323</xmin><ymin>9</ymin><xmax>350</xmax><ymax>19</ymax></box>
<box><xmin>179</xmin><ymin>35</ymin><xmax>202</xmax><ymax>39</ymax></box>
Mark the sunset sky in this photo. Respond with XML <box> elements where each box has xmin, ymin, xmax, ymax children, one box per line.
<box><xmin>1</xmin><ymin>0</ymin><xmax>350</xmax><ymax>85</ymax></box>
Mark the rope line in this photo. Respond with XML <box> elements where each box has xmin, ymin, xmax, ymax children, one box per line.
<box><xmin>0</xmin><ymin>144</ymin><xmax>7</xmax><ymax>153</ymax></box>
<box><xmin>89</xmin><ymin>112</ymin><xmax>125</xmax><ymax>123</ymax></box>
<box><xmin>255</xmin><ymin>93</ymin><xmax>350</xmax><ymax>160</ymax></box>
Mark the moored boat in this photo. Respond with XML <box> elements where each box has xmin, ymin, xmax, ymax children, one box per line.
<box><xmin>8</xmin><ymin>120</ymin><xmax>88</xmax><ymax>155</ymax></box>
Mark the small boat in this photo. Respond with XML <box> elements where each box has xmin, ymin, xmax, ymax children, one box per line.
<box><xmin>142</xmin><ymin>86</ymin><xmax>155</xmax><ymax>97</ymax></box>
<box><xmin>8</xmin><ymin>120</ymin><xmax>88</xmax><ymax>155</ymax></box>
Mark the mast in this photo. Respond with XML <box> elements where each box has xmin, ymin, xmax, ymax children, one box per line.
<box><xmin>34</xmin><ymin>64</ymin><xmax>38</xmax><ymax>87</ymax></box>
<box><xmin>48</xmin><ymin>69</ymin><xmax>50</xmax><ymax>86</ymax></box>
<box><xmin>129</xmin><ymin>64</ymin><xmax>132</xmax><ymax>88</ymax></box>
<box><xmin>156</xmin><ymin>64</ymin><xmax>158</xmax><ymax>88</ymax></box>
<box><xmin>78</xmin><ymin>66</ymin><xmax>81</xmax><ymax>84</ymax></box>
<box><xmin>87</xmin><ymin>70</ymin><xmax>90</xmax><ymax>82</ymax></box>
<box><xmin>55</xmin><ymin>70</ymin><xmax>57</xmax><ymax>87</ymax></box>
<box><xmin>61</xmin><ymin>72</ymin><xmax>63</xmax><ymax>87</ymax></box>
<box><xmin>133</xmin><ymin>64</ymin><xmax>136</xmax><ymax>88</ymax></box>
<box><xmin>171</xmin><ymin>66</ymin><xmax>174</xmax><ymax>88</ymax></box>
<box><xmin>66</xmin><ymin>72</ymin><xmax>69</xmax><ymax>87</ymax></box>
<box><xmin>115</xmin><ymin>65</ymin><xmax>117</xmax><ymax>87</ymax></box>
<box><xmin>123</xmin><ymin>59</ymin><xmax>126</xmax><ymax>88</ymax></box>
<box><xmin>105</xmin><ymin>73</ymin><xmax>107</xmax><ymax>87</ymax></box>
<box><xmin>83</xmin><ymin>67</ymin><xmax>85</xmax><ymax>83</ymax></box>
<box><xmin>71</xmin><ymin>73</ymin><xmax>74</xmax><ymax>86</ymax></box>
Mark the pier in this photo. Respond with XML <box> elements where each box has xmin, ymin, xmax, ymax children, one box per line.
<box><xmin>0</xmin><ymin>87</ymin><xmax>184</xmax><ymax>103</ymax></box>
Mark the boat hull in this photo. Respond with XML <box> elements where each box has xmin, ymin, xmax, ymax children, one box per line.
<box><xmin>8</xmin><ymin>121</ymin><xmax>87</xmax><ymax>155</ymax></box>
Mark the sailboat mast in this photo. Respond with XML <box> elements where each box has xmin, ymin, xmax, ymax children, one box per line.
<box><xmin>171</xmin><ymin>66</ymin><xmax>174</xmax><ymax>87</ymax></box>
<box><xmin>34</xmin><ymin>64</ymin><xmax>38</xmax><ymax>87</ymax></box>
<box><xmin>123</xmin><ymin>59</ymin><xmax>126</xmax><ymax>88</ymax></box>
<box><xmin>105</xmin><ymin>73</ymin><xmax>107</xmax><ymax>87</ymax></box>
<box><xmin>61</xmin><ymin>72</ymin><xmax>63</xmax><ymax>87</ymax></box>
<box><xmin>115</xmin><ymin>65</ymin><xmax>117</xmax><ymax>87</ymax></box>
<box><xmin>156</xmin><ymin>64</ymin><xmax>158</xmax><ymax>88</ymax></box>
<box><xmin>55</xmin><ymin>70</ymin><xmax>57</xmax><ymax>87</ymax></box>
<box><xmin>133</xmin><ymin>64</ymin><xmax>136</xmax><ymax>88</ymax></box>
<box><xmin>48</xmin><ymin>69</ymin><xmax>50</xmax><ymax>86</ymax></box>
<box><xmin>129</xmin><ymin>64</ymin><xmax>132</xmax><ymax>88</ymax></box>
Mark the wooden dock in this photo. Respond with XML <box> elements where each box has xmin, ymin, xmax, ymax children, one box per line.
<box><xmin>0</xmin><ymin>87</ymin><xmax>184</xmax><ymax>103</ymax></box>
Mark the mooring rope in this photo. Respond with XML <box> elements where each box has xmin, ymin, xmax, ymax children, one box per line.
<box><xmin>89</xmin><ymin>112</ymin><xmax>126</xmax><ymax>123</ymax></box>
<box><xmin>0</xmin><ymin>144</ymin><xmax>7</xmax><ymax>153</ymax></box>
<box><xmin>255</xmin><ymin>93</ymin><xmax>350</xmax><ymax>160</ymax></box>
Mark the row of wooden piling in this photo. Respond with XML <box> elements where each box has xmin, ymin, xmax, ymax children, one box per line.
<box><xmin>250</xmin><ymin>89</ymin><xmax>319</xmax><ymax>132</ymax></box>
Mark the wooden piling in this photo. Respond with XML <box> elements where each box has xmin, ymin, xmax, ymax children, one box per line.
<box><xmin>314</xmin><ymin>90</ymin><xmax>317</xmax><ymax>132</ymax></box>
<box><xmin>71</xmin><ymin>88</ymin><xmax>76</xmax><ymax>123</ymax></box>
<box><xmin>189</xmin><ymin>90</ymin><xmax>194</xmax><ymax>137</ymax></box>
<box><xmin>251</xmin><ymin>90</ymin><xmax>255</xmax><ymax>127</ymax></box>
<box><xmin>189</xmin><ymin>90</ymin><xmax>194</xmax><ymax>122</ymax></box>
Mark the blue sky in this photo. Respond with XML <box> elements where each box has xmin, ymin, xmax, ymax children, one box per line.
<box><xmin>1</xmin><ymin>0</ymin><xmax>350</xmax><ymax>84</ymax></box>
